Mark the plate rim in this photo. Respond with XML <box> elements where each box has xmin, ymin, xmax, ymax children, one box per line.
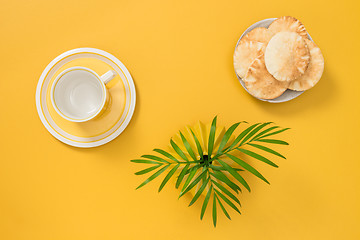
<box><xmin>234</xmin><ymin>18</ymin><xmax>313</xmax><ymax>103</ymax></box>
<box><xmin>35</xmin><ymin>47</ymin><xmax>136</xmax><ymax>148</ymax></box>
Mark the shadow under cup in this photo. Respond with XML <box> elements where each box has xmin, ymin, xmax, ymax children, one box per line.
<box><xmin>52</xmin><ymin>68</ymin><xmax>107</xmax><ymax>122</ymax></box>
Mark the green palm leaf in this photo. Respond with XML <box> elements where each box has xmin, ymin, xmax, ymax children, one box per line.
<box><xmin>200</xmin><ymin>186</ymin><xmax>212</xmax><ymax>220</ymax></box>
<box><xmin>136</xmin><ymin>165</ymin><xmax>170</xmax><ymax>189</ymax></box>
<box><xmin>189</xmin><ymin>177</ymin><xmax>210</xmax><ymax>206</ymax></box>
<box><xmin>251</xmin><ymin>126</ymin><xmax>279</xmax><ymax>140</ymax></box>
<box><xmin>228</xmin><ymin>123</ymin><xmax>260</xmax><ymax>150</ymax></box>
<box><xmin>259</xmin><ymin>128</ymin><xmax>290</xmax><ymax>139</ymax></box>
<box><xmin>158</xmin><ymin>164</ymin><xmax>180</xmax><ymax>192</ymax></box>
<box><xmin>240</xmin><ymin>122</ymin><xmax>272</xmax><ymax>145</ymax></box>
<box><xmin>170</xmin><ymin>139</ymin><xmax>189</xmax><ymax>161</ymax></box>
<box><xmin>190</xmin><ymin>129</ymin><xmax>203</xmax><ymax>159</ymax></box>
<box><xmin>226</xmin><ymin>153</ymin><xmax>269</xmax><ymax>184</ymax></box>
<box><xmin>131</xmin><ymin>159</ymin><xmax>163</xmax><ymax>165</ymax></box>
<box><xmin>212</xmin><ymin>194</ymin><xmax>217</xmax><ymax>227</ymax></box>
<box><xmin>216</xmin><ymin>195</ymin><xmax>231</xmax><ymax>220</ymax></box>
<box><xmin>180</xmin><ymin>170</ymin><xmax>207</xmax><ymax>198</ymax></box>
<box><xmin>248</xmin><ymin>143</ymin><xmax>286</xmax><ymax>159</ymax></box>
<box><xmin>217</xmin><ymin>122</ymin><xmax>241</xmax><ymax>154</ymax></box>
<box><xmin>141</xmin><ymin>155</ymin><xmax>169</xmax><ymax>164</ymax></box>
<box><xmin>207</xmin><ymin>116</ymin><xmax>217</xmax><ymax>157</ymax></box>
<box><xmin>255</xmin><ymin>139</ymin><xmax>289</xmax><ymax>145</ymax></box>
<box><xmin>180</xmin><ymin>131</ymin><xmax>197</xmax><ymax>161</ymax></box>
<box><xmin>212</xmin><ymin>180</ymin><xmax>240</xmax><ymax>205</ymax></box>
<box><xmin>176</xmin><ymin>164</ymin><xmax>190</xmax><ymax>188</ymax></box>
<box><xmin>184</xmin><ymin>164</ymin><xmax>202</xmax><ymax>175</ymax></box>
<box><xmin>180</xmin><ymin>167</ymin><xmax>198</xmax><ymax>193</ymax></box>
<box><xmin>237</xmin><ymin>148</ymin><xmax>278</xmax><ymax>168</ymax></box>
<box><xmin>217</xmin><ymin>159</ymin><xmax>250</xmax><ymax>192</ymax></box>
<box><xmin>210</xmin><ymin>165</ymin><xmax>244</xmax><ymax>172</ymax></box>
<box><xmin>135</xmin><ymin>165</ymin><xmax>161</xmax><ymax>175</ymax></box>
<box><xmin>214</xmin><ymin>189</ymin><xmax>241</xmax><ymax>214</ymax></box>
<box><xmin>210</xmin><ymin>171</ymin><xmax>241</xmax><ymax>193</ymax></box>
<box><xmin>153</xmin><ymin>149</ymin><xmax>179</xmax><ymax>162</ymax></box>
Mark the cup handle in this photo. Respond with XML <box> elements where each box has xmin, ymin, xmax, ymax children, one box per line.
<box><xmin>100</xmin><ymin>70</ymin><xmax>117</xmax><ymax>85</ymax></box>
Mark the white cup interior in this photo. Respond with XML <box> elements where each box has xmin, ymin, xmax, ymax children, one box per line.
<box><xmin>52</xmin><ymin>68</ymin><xmax>105</xmax><ymax>121</ymax></box>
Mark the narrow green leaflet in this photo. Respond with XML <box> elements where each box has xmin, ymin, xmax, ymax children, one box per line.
<box><xmin>189</xmin><ymin>177</ymin><xmax>210</xmax><ymax>206</ymax></box>
<box><xmin>255</xmin><ymin>139</ymin><xmax>289</xmax><ymax>145</ymax></box>
<box><xmin>217</xmin><ymin>159</ymin><xmax>250</xmax><ymax>192</ymax></box>
<box><xmin>210</xmin><ymin>165</ymin><xmax>244</xmax><ymax>172</ymax></box>
<box><xmin>184</xmin><ymin>164</ymin><xmax>202</xmax><ymax>174</ymax></box>
<box><xmin>180</xmin><ymin>167</ymin><xmax>198</xmax><ymax>193</ymax></box>
<box><xmin>251</xmin><ymin>126</ymin><xmax>279</xmax><ymax>141</ymax></box>
<box><xmin>212</xmin><ymin>180</ymin><xmax>240</xmax><ymax>205</ymax></box>
<box><xmin>170</xmin><ymin>139</ymin><xmax>189</xmax><ymax>161</ymax></box>
<box><xmin>207</xmin><ymin>116</ymin><xmax>217</xmax><ymax>157</ymax></box>
<box><xmin>216</xmin><ymin>195</ymin><xmax>231</xmax><ymax>220</ymax></box>
<box><xmin>228</xmin><ymin>123</ymin><xmax>260</xmax><ymax>150</ymax></box>
<box><xmin>131</xmin><ymin>159</ymin><xmax>163</xmax><ymax>165</ymax></box>
<box><xmin>190</xmin><ymin>129</ymin><xmax>203</xmax><ymax>159</ymax></box>
<box><xmin>180</xmin><ymin>170</ymin><xmax>207</xmax><ymax>197</ymax></box>
<box><xmin>240</xmin><ymin>122</ymin><xmax>272</xmax><ymax>145</ymax></box>
<box><xmin>237</xmin><ymin>148</ymin><xmax>278</xmax><ymax>168</ymax></box>
<box><xmin>210</xmin><ymin>171</ymin><xmax>241</xmax><ymax>193</ymax></box>
<box><xmin>153</xmin><ymin>148</ymin><xmax>179</xmax><ymax>162</ymax></box>
<box><xmin>158</xmin><ymin>164</ymin><xmax>180</xmax><ymax>192</ymax></box>
<box><xmin>135</xmin><ymin>165</ymin><xmax>161</xmax><ymax>175</ymax></box>
<box><xmin>200</xmin><ymin>186</ymin><xmax>212</xmax><ymax>220</ymax></box>
<box><xmin>175</xmin><ymin>164</ymin><xmax>190</xmax><ymax>188</ymax></box>
<box><xmin>259</xmin><ymin>128</ymin><xmax>290</xmax><ymax>140</ymax></box>
<box><xmin>214</xmin><ymin>189</ymin><xmax>241</xmax><ymax>214</ymax></box>
<box><xmin>226</xmin><ymin>153</ymin><xmax>269</xmax><ymax>184</ymax></box>
<box><xmin>136</xmin><ymin>165</ymin><xmax>170</xmax><ymax>189</ymax></box>
<box><xmin>180</xmin><ymin>131</ymin><xmax>197</xmax><ymax>161</ymax></box>
<box><xmin>217</xmin><ymin>122</ymin><xmax>241</xmax><ymax>154</ymax></box>
<box><xmin>141</xmin><ymin>155</ymin><xmax>169</xmax><ymax>164</ymax></box>
<box><xmin>212</xmin><ymin>194</ymin><xmax>217</xmax><ymax>227</ymax></box>
<box><xmin>248</xmin><ymin>143</ymin><xmax>286</xmax><ymax>159</ymax></box>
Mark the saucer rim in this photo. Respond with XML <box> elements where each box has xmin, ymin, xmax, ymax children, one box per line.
<box><xmin>36</xmin><ymin>47</ymin><xmax>136</xmax><ymax>148</ymax></box>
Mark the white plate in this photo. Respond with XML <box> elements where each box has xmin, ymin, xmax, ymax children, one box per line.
<box><xmin>234</xmin><ymin>18</ymin><xmax>313</xmax><ymax>103</ymax></box>
<box><xmin>36</xmin><ymin>48</ymin><xmax>136</xmax><ymax>148</ymax></box>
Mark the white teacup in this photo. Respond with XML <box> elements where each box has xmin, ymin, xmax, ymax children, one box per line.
<box><xmin>51</xmin><ymin>66</ymin><xmax>116</xmax><ymax>122</ymax></box>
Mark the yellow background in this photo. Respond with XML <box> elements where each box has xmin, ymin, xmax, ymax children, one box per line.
<box><xmin>0</xmin><ymin>0</ymin><xmax>359</xmax><ymax>239</ymax></box>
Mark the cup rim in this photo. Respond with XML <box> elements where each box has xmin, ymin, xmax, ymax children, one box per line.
<box><xmin>50</xmin><ymin>66</ymin><xmax>107</xmax><ymax>123</ymax></box>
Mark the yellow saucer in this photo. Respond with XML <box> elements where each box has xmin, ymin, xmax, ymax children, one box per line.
<box><xmin>36</xmin><ymin>48</ymin><xmax>136</xmax><ymax>147</ymax></box>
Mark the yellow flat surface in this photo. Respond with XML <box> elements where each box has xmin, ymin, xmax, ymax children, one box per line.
<box><xmin>0</xmin><ymin>0</ymin><xmax>359</xmax><ymax>239</ymax></box>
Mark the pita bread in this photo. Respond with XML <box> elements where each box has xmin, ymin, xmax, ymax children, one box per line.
<box><xmin>244</xmin><ymin>54</ymin><xmax>289</xmax><ymax>99</ymax></box>
<box><xmin>242</xmin><ymin>27</ymin><xmax>272</xmax><ymax>44</ymax></box>
<box><xmin>265</xmin><ymin>32</ymin><xmax>310</xmax><ymax>81</ymax></box>
<box><xmin>288</xmin><ymin>39</ymin><xmax>324</xmax><ymax>91</ymax></box>
<box><xmin>269</xmin><ymin>16</ymin><xmax>308</xmax><ymax>38</ymax></box>
<box><xmin>234</xmin><ymin>40</ymin><xmax>263</xmax><ymax>79</ymax></box>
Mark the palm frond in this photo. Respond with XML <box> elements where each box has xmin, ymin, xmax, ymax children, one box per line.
<box><xmin>153</xmin><ymin>148</ymin><xmax>180</xmax><ymax>162</ymax></box>
<box><xmin>136</xmin><ymin>165</ymin><xmax>170</xmax><ymax>189</ymax></box>
<box><xmin>131</xmin><ymin>117</ymin><xmax>289</xmax><ymax>227</ymax></box>
<box><xmin>170</xmin><ymin>139</ymin><xmax>189</xmax><ymax>161</ymax></box>
<box><xmin>175</xmin><ymin>164</ymin><xmax>190</xmax><ymax>188</ymax></box>
<box><xmin>207</xmin><ymin>116</ymin><xmax>217</xmax><ymax>157</ymax></box>
<box><xmin>180</xmin><ymin>131</ymin><xmax>197</xmax><ymax>161</ymax></box>
<box><xmin>217</xmin><ymin>122</ymin><xmax>241</xmax><ymax>154</ymax></box>
<box><xmin>158</xmin><ymin>164</ymin><xmax>180</xmax><ymax>192</ymax></box>
<box><xmin>190</xmin><ymin>129</ymin><xmax>203</xmax><ymax>159</ymax></box>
